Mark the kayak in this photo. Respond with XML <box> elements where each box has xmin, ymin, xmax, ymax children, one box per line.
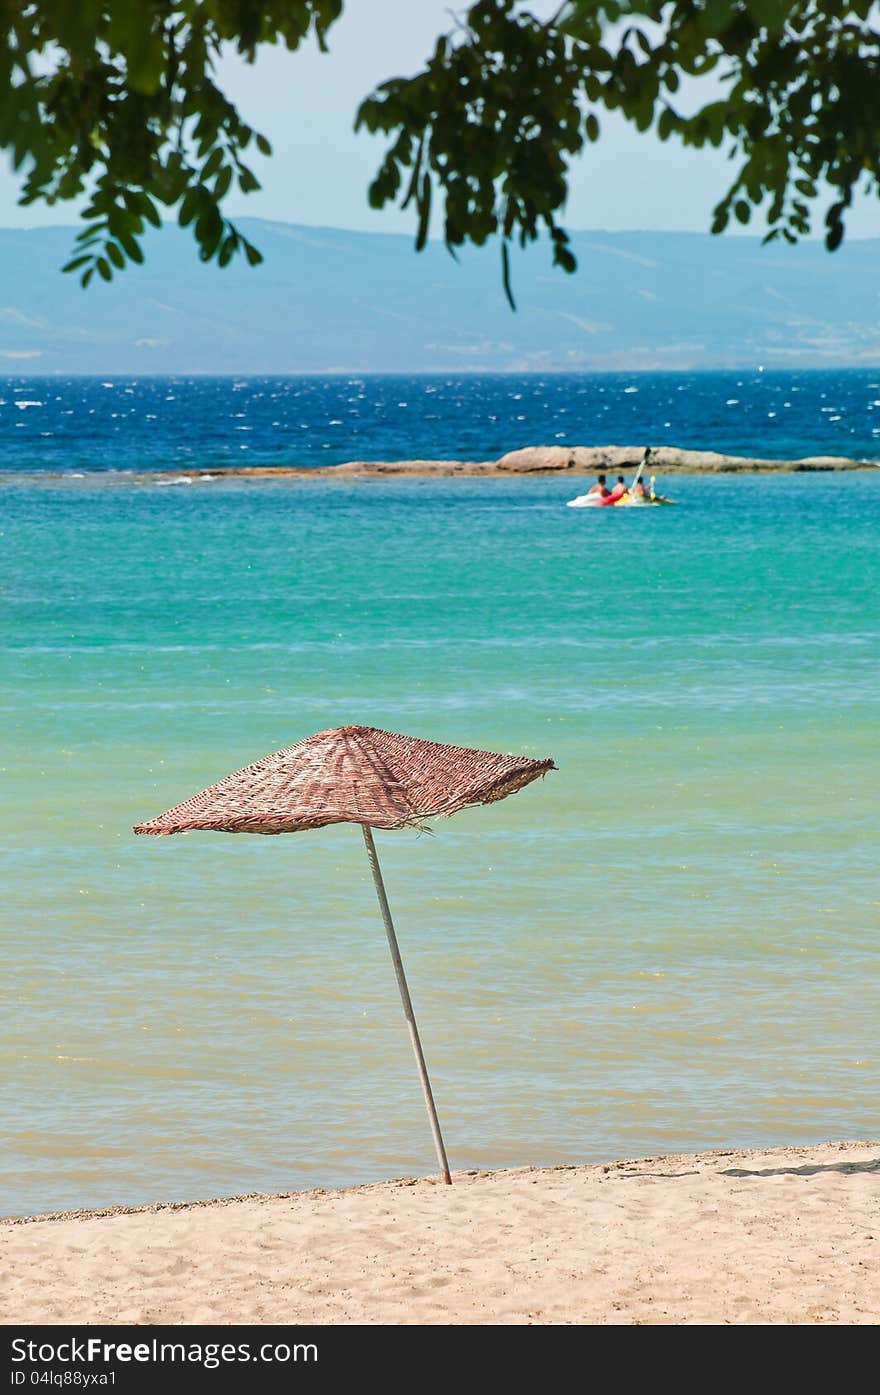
<box><xmin>614</xmin><ymin>495</ymin><xmax>676</xmax><ymax>507</ymax></box>
<box><xmin>566</xmin><ymin>492</ymin><xmax>676</xmax><ymax>508</ymax></box>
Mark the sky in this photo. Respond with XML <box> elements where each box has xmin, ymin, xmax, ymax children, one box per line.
<box><xmin>1</xmin><ymin>0</ymin><xmax>878</xmax><ymax>241</ymax></box>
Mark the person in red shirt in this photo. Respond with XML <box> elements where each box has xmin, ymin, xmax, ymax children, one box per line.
<box><xmin>599</xmin><ymin>474</ymin><xmax>628</xmax><ymax>505</ymax></box>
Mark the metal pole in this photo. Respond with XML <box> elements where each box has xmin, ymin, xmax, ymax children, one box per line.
<box><xmin>361</xmin><ymin>824</ymin><xmax>452</xmax><ymax>1185</ymax></box>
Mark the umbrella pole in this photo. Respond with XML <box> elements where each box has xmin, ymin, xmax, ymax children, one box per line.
<box><xmin>361</xmin><ymin>824</ymin><xmax>452</xmax><ymax>1185</ymax></box>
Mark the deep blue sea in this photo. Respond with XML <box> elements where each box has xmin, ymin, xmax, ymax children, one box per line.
<box><xmin>2</xmin><ymin>369</ymin><xmax>880</xmax><ymax>475</ymax></box>
<box><xmin>2</xmin><ymin>371</ymin><xmax>879</xmax><ymax>1217</ymax></box>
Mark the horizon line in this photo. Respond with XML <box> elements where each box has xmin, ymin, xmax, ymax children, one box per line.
<box><xmin>1</xmin><ymin>216</ymin><xmax>878</xmax><ymax>246</ymax></box>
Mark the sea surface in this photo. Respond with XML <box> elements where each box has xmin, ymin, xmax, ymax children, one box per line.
<box><xmin>2</xmin><ymin>372</ymin><xmax>879</xmax><ymax>1217</ymax></box>
<box><xmin>2</xmin><ymin>369</ymin><xmax>880</xmax><ymax>474</ymax></box>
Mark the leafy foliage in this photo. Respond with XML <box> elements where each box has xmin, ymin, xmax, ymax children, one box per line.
<box><xmin>3</xmin><ymin>2</ymin><xmax>879</xmax><ymax>297</ymax></box>
<box><xmin>357</xmin><ymin>4</ymin><xmax>586</xmax><ymax>308</ymax></box>
<box><xmin>0</xmin><ymin>2</ymin><xmax>342</xmax><ymax>283</ymax></box>
<box><xmin>359</xmin><ymin>0</ymin><xmax>880</xmax><ymax>301</ymax></box>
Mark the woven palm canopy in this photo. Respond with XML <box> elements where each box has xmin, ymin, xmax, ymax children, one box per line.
<box><xmin>134</xmin><ymin>724</ymin><xmax>555</xmax><ymax>836</ymax></box>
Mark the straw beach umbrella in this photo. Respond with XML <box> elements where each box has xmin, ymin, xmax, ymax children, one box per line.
<box><xmin>134</xmin><ymin>725</ymin><xmax>555</xmax><ymax>1185</ymax></box>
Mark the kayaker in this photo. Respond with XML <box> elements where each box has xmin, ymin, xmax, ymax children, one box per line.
<box><xmin>587</xmin><ymin>473</ymin><xmax>611</xmax><ymax>497</ymax></box>
<box><xmin>597</xmin><ymin>475</ymin><xmax>628</xmax><ymax>506</ymax></box>
<box><xmin>610</xmin><ymin>474</ymin><xmax>629</xmax><ymax>500</ymax></box>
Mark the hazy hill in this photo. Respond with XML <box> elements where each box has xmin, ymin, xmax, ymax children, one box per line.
<box><xmin>1</xmin><ymin>218</ymin><xmax>877</xmax><ymax>373</ymax></box>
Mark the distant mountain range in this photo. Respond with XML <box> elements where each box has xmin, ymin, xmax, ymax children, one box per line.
<box><xmin>1</xmin><ymin>218</ymin><xmax>878</xmax><ymax>373</ymax></box>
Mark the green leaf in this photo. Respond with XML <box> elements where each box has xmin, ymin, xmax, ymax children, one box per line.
<box><xmin>106</xmin><ymin>241</ymin><xmax>125</xmax><ymax>269</ymax></box>
<box><xmin>178</xmin><ymin>189</ymin><xmax>200</xmax><ymax>228</ymax></box>
<box><xmin>657</xmin><ymin>107</ymin><xmax>676</xmax><ymax>141</ymax></box>
<box><xmin>217</xmin><ymin>235</ymin><xmax>237</xmax><ymax>268</ymax></box>
<box><xmin>107</xmin><ymin>204</ymin><xmax>134</xmax><ymax>240</ymax></box>
<box><xmin>415</xmin><ymin>172</ymin><xmax>431</xmax><ymax>252</ymax></box>
<box><xmin>195</xmin><ymin>207</ymin><xmax>224</xmax><ymax>260</ymax></box>
<box><xmin>711</xmin><ymin>207</ymin><xmax>729</xmax><ymax>235</ymax></box>
<box><xmin>138</xmin><ymin>193</ymin><xmax>161</xmax><ymax>228</ymax></box>
<box><xmin>96</xmin><ymin>257</ymin><xmax>112</xmax><ymax>281</ymax></box>
<box><xmin>748</xmin><ymin>0</ymin><xmax>790</xmax><ymax>33</ymax></box>
<box><xmin>213</xmin><ymin>166</ymin><xmax>233</xmax><ymax>200</ymax></box>
<box><xmin>117</xmin><ymin>229</ymin><xmax>144</xmax><ymax>263</ymax></box>
<box><xmin>701</xmin><ymin>0</ymin><xmax>736</xmax><ymax>36</ymax></box>
<box><xmin>501</xmin><ymin>241</ymin><xmax>516</xmax><ymax>312</ymax></box>
<box><xmin>826</xmin><ymin>222</ymin><xmax>844</xmax><ymax>252</ymax></box>
<box><xmin>201</xmin><ymin>148</ymin><xmax>224</xmax><ymax>181</ymax></box>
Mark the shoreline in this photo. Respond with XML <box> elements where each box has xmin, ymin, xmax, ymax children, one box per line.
<box><xmin>4</xmin><ymin>1140</ymin><xmax>879</xmax><ymax>1324</ymax></box>
<box><xmin>4</xmin><ymin>443</ymin><xmax>878</xmax><ymax>487</ymax></box>
<box><xmin>2</xmin><ymin>1136</ymin><xmax>875</xmax><ymax>1227</ymax></box>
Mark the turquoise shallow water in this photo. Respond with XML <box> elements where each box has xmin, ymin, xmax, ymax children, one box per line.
<box><xmin>2</xmin><ymin>469</ymin><xmax>879</xmax><ymax>1216</ymax></box>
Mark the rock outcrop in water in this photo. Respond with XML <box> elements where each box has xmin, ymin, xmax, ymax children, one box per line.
<box><xmin>25</xmin><ymin>444</ymin><xmax>875</xmax><ymax>487</ymax></box>
<box><xmin>490</xmin><ymin>444</ymin><xmax>868</xmax><ymax>473</ymax></box>
<box><xmin>167</xmin><ymin>444</ymin><xmax>874</xmax><ymax>482</ymax></box>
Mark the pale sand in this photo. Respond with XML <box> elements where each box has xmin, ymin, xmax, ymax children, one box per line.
<box><xmin>3</xmin><ymin>1141</ymin><xmax>879</xmax><ymax>1325</ymax></box>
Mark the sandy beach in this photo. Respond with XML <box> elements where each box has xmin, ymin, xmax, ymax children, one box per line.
<box><xmin>3</xmin><ymin>1141</ymin><xmax>878</xmax><ymax>1325</ymax></box>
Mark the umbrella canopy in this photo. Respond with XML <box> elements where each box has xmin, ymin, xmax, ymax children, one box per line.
<box><xmin>135</xmin><ymin>725</ymin><xmax>556</xmax><ymax>1185</ymax></box>
<box><xmin>134</xmin><ymin>724</ymin><xmax>554</xmax><ymax>836</ymax></box>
